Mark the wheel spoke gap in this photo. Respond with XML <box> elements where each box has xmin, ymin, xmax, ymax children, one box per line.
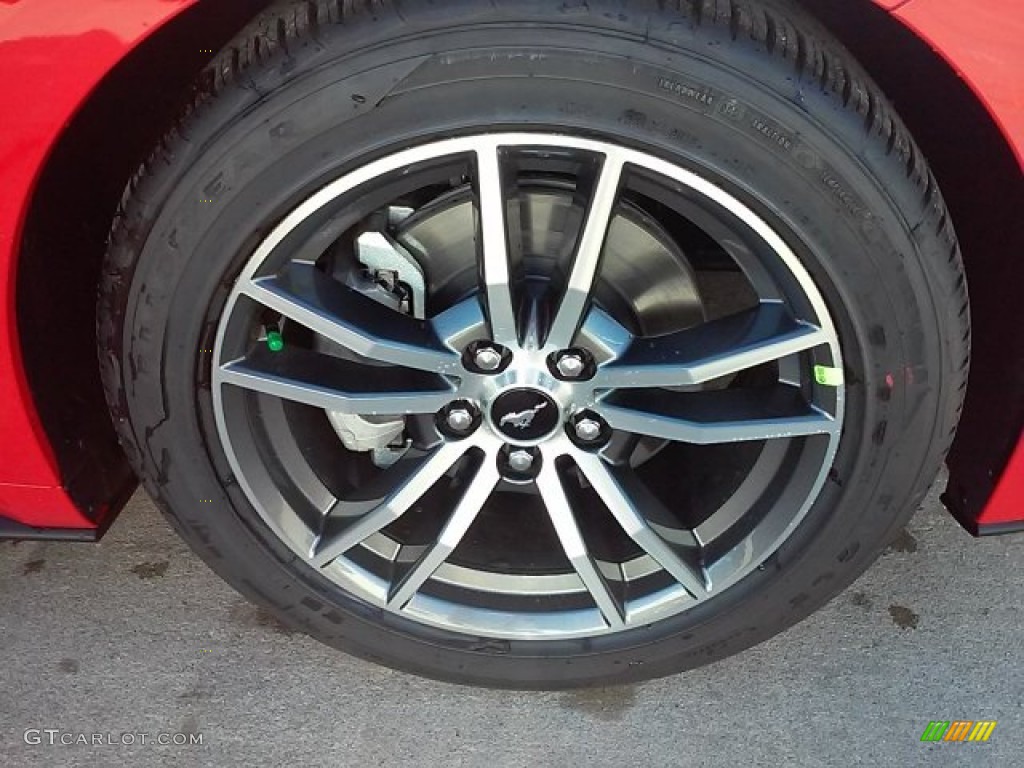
<box><xmin>386</xmin><ymin>454</ymin><xmax>500</xmax><ymax>608</ymax></box>
<box><xmin>572</xmin><ymin>452</ymin><xmax>709</xmax><ymax>599</ymax></box>
<box><xmin>219</xmin><ymin>346</ymin><xmax>455</xmax><ymax>416</ymax></box>
<box><xmin>310</xmin><ymin>442</ymin><xmax>469</xmax><ymax>567</ymax></box>
<box><xmin>595</xmin><ymin>302</ymin><xmax>829</xmax><ymax>390</ymax></box>
<box><xmin>597</xmin><ymin>384</ymin><xmax>836</xmax><ymax>444</ymax></box>
<box><xmin>239</xmin><ymin>263</ymin><xmax>461</xmax><ymax>374</ymax></box>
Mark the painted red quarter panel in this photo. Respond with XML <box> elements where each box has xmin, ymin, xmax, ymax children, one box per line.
<box><xmin>896</xmin><ymin>0</ymin><xmax>1024</xmax><ymax>166</ymax></box>
<box><xmin>0</xmin><ymin>0</ymin><xmax>199</xmax><ymax>527</ymax></box>
<box><xmin>893</xmin><ymin>0</ymin><xmax>1024</xmax><ymax>528</ymax></box>
<box><xmin>984</xmin><ymin>440</ymin><xmax>1024</xmax><ymax>527</ymax></box>
<box><xmin>0</xmin><ymin>0</ymin><xmax>1021</xmax><ymax>531</ymax></box>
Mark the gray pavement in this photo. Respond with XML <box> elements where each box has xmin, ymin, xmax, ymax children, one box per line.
<box><xmin>1</xmin><ymin>474</ymin><xmax>1020</xmax><ymax>767</ymax></box>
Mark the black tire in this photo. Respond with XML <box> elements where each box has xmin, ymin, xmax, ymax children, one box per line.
<box><xmin>98</xmin><ymin>0</ymin><xmax>968</xmax><ymax>688</ymax></box>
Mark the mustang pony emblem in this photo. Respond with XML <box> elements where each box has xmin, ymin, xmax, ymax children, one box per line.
<box><xmin>499</xmin><ymin>402</ymin><xmax>549</xmax><ymax>430</ymax></box>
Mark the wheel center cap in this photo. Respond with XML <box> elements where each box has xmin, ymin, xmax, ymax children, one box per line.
<box><xmin>490</xmin><ymin>388</ymin><xmax>561</xmax><ymax>442</ymax></box>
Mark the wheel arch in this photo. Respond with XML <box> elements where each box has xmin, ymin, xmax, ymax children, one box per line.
<box><xmin>794</xmin><ymin>0</ymin><xmax>1024</xmax><ymax>532</ymax></box>
<box><xmin>11</xmin><ymin>0</ymin><xmax>274</xmax><ymax>527</ymax></box>
<box><xmin>12</xmin><ymin>0</ymin><xmax>1021</xmax><ymax>533</ymax></box>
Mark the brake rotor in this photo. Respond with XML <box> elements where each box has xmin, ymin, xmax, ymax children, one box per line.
<box><xmin>396</xmin><ymin>182</ymin><xmax>706</xmax><ymax>335</ymax></box>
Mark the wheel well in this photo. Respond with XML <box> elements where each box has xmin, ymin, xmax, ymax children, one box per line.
<box><xmin>15</xmin><ymin>0</ymin><xmax>1022</xmax><ymax>524</ymax></box>
<box><xmin>14</xmin><ymin>0</ymin><xmax>274</xmax><ymax>518</ymax></box>
<box><xmin>795</xmin><ymin>0</ymin><xmax>1024</xmax><ymax>528</ymax></box>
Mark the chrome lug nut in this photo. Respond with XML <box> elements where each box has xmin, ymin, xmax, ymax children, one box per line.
<box><xmin>556</xmin><ymin>354</ymin><xmax>586</xmax><ymax>379</ymax></box>
<box><xmin>464</xmin><ymin>341</ymin><xmax>510</xmax><ymax>374</ymax></box>
<box><xmin>574</xmin><ymin>418</ymin><xmax>604</xmax><ymax>443</ymax></box>
<box><xmin>507</xmin><ymin>450</ymin><xmax>535</xmax><ymax>473</ymax></box>
<box><xmin>499</xmin><ymin>445</ymin><xmax>542</xmax><ymax>482</ymax></box>
<box><xmin>550</xmin><ymin>348</ymin><xmax>595</xmax><ymax>381</ymax></box>
<box><xmin>446</xmin><ymin>408</ymin><xmax>475</xmax><ymax>433</ymax></box>
<box><xmin>474</xmin><ymin>346</ymin><xmax>504</xmax><ymax>372</ymax></box>
<box><xmin>439</xmin><ymin>400</ymin><xmax>480</xmax><ymax>438</ymax></box>
<box><xmin>568</xmin><ymin>410</ymin><xmax>609</xmax><ymax>448</ymax></box>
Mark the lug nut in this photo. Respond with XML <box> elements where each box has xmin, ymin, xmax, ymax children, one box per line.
<box><xmin>507</xmin><ymin>450</ymin><xmax>535</xmax><ymax>473</ymax></box>
<box><xmin>574</xmin><ymin>418</ymin><xmax>604</xmax><ymax>442</ymax></box>
<box><xmin>439</xmin><ymin>400</ymin><xmax>480</xmax><ymax>439</ymax></box>
<box><xmin>499</xmin><ymin>445</ymin><xmax>542</xmax><ymax>482</ymax></box>
<box><xmin>556</xmin><ymin>354</ymin><xmax>586</xmax><ymax>379</ymax></box>
<box><xmin>446</xmin><ymin>408</ymin><xmax>475</xmax><ymax>433</ymax></box>
<box><xmin>474</xmin><ymin>346</ymin><xmax>504</xmax><ymax>372</ymax></box>
<box><xmin>568</xmin><ymin>410</ymin><xmax>609</xmax><ymax>449</ymax></box>
<box><xmin>464</xmin><ymin>341</ymin><xmax>510</xmax><ymax>374</ymax></box>
<box><xmin>550</xmin><ymin>348</ymin><xmax>595</xmax><ymax>381</ymax></box>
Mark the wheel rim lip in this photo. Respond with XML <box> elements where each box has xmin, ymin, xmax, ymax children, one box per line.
<box><xmin>210</xmin><ymin>131</ymin><xmax>845</xmax><ymax>641</ymax></box>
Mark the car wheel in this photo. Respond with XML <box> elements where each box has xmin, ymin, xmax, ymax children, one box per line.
<box><xmin>98</xmin><ymin>0</ymin><xmax>969</xmax><ymax>688</ymax></box>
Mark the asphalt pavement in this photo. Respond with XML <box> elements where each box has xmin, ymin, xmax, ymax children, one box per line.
<box><xmin>1</xmin><ymin>472</ymin><xmax>1020</xmax><ymax>767</ymax></box>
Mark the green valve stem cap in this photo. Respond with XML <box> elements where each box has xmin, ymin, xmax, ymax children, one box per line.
<box><xmin>266</xmin><ymin>330</ymin><xmax>285</xmax><ymax>352</ymax></box>
<box><xmin>813</xmin><ymin>365</ymin><xmax>843</xmax><ymax>387</ymax></box>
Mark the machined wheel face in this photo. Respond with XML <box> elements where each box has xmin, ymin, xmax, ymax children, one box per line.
<box><xmin>210</xmin><ymin>134</ymin><xmax>845</xmax><ymax>640</ymax></box>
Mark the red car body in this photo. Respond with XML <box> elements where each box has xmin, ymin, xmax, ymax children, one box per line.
<box><xmin>1</xmin><ymin>0</ymin><xmax>1021</xmax><ymax>538</ymax></box>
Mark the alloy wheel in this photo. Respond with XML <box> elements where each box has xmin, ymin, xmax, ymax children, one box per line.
<box><xmin>211</xmin><ymin>134</ymin><xmax>844</xmax><ymax>640</ymax></box>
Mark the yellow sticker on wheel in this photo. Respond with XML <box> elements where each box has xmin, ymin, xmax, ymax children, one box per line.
<box><xmin>814</xmin><ymin>365</ymin><xmax>844</xmax><ymax>387</ymax></box>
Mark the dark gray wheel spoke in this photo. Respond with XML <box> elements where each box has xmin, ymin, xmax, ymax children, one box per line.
<box><xmin>310</xmin><ymin>442</ymin><xmax>470</xmax><ymax>567</ymax></box>
<box><xmin>572</xmin><ymin>452</ymin><xmax>710</xmax><ymax>597</ymax></box>
<box><xmin>596</xmin><ymin>385</ymin><xmax>837</xmax><ymax>444</ymax></box>
<box><xmin>387</xmin><ymin>453</ymin><xmax>501</xmax><ymax>608</ymax></box>
<box><xmin>239</xmin><ymin>262</ymin><xmax>463</xmax><ymax>374</ymax></box>
<box><xmin>592</xmin><ymin>302</ymin><xmax>830</xmax><ymax>390</ymax></box>
<box><xmin>535</xmin><ymin>460</ymin><xmax>626</xmax><ymax>628</ymax></box>
<box><xmin>219</xmin><ymin>346</ymin><xmax>455</xmax><ymax>415</ymax></box>
<box><xmin>546</xmin><ymin>152</ymin><xmax>626</xmax><ymax>350</ymax></box>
